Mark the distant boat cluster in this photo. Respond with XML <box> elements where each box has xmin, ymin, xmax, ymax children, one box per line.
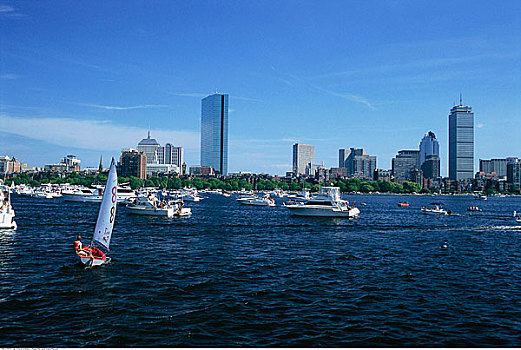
<box><xmin>4</xmin><ymin>181</ymin><xmax>521</xmax><ymax>234</ymax></box>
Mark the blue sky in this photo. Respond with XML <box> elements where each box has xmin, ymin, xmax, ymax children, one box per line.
<box><xmin>1</xmin><ymin>1</ymin><xmax>520</xmax><ymax>175</ymax></box>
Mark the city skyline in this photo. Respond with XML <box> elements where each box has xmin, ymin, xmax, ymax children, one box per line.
<box><xmin>1</xmin><ymin>1</ymin><xmax>520</xmax><ymax>174</ymax></box>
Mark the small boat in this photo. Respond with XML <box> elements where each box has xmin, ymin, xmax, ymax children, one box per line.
<box><xmin>0</xmin><ymin>183</ymin><xmax>17</xmax><ymax>229</ymax></box>
<box><xmin>514</xmin><ymin>211</ymin><xmax>521</xmax><ymax>224</ymax></box>
<box><xmin>76</xmin><ymin>159</ymin><xmax>117</xmax><ymax>267</ymax></box>
<box><xmin>63</xmin><ymin>185</ymin><xmax>135</xmax><ymax>203</ymax></box>
<box><xmin>285</xmin><ymin>187</ymin><xmax>360</xmax><ymax>218</ymax></box>
<box><xmin>287</xmin><ymin>189</ymin><xmax>311</xmax><ymax>202</ymax></box>
<box><xmin>467</xmin><ymin>206</ymin><xmax>482</xmax><ymax>212</ymax></box>
<box><xmin>474</xmin><ymin>194</ymin><xmax>487</xmax><ymax>201</ymax></box>
<box><xmin>127</xmin><ymin>195</ymin><xmax>175</xmax><ymax>217</ymax></box>
<box><xmin>421</xmin><ymin>203</ymin><xmax>449</xmax><ymax>215</ymax></box>
<box><xmin>239</xmin><ymin>195</ymin><xmax>275</xmax><ymax>206</ymax></box>
<box><xmin>398</xmin><ymin>202</ymin><xmax>409</xmax><ymax>207</ymax></box>
<box><xmin>127</xmin><ymin>195</ymin><xmax>190</xmax><ymax>217</ymax></box>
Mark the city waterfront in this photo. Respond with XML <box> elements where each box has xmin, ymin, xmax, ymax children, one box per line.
<box><xmin>1</xmin><ymin>194</ymin><xmax>521</xmax><ymax>347</ymax></box>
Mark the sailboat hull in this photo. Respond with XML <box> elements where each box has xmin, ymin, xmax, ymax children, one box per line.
<box><xmin>76</xmin><ymin>245</ymin><xmax>108</xmax><ymax>266</ymax></box>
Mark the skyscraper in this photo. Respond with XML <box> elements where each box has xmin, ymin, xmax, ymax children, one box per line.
<box><xmin>201</xmin><ymin>93</ymin><xmax>229</xmax><ymax>175</ymax></box>
<box><xmin>392</xmin><ymin>150</ymin><xmax>420</xmax><ymax>180</ymax></box>
<box><xmin>137</xmin><ymin>131</ymin><xmax>160</xmax><ymax>165</ymax></box>
<box><xmin>339</xmin><ymin>148</ymin><xmax>376</xmax><ymax>179</ymax></box>
<box><xmin>448</xmin><ymin>98</ymin><xmax>474</xmax><ymax>180</ymax></box>
<box><xmin>419</xmin><ymin>131</ymin><xmax>440</xmax><ymax>166</ymax></box>
<box><xmin>293</xmin><ymin>143</ymin><xmax>315</xmax><ymax>176</ymax></box>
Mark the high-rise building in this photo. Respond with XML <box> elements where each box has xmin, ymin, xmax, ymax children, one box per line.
<box><xmin>478</xmin><ymin>158</ymin><xmax>517</xmax><ymax>178</ymax></box>
<box><xmin>158</xmin><ymin>143</ymin><xmax>184</xmax><ymax>167</ymax></box>
<box><xmin>118</xmin><ymin>148</ymin><xmax>147</xmax><ymax>179</ymax></box>
<box><xmin>421</xmin><ymin>155</ymin><xmax>441</xmax><ymax>179</ymax></box>
<box><xmin>352</xmin><ymin>155</ymin><xmax>377</xmax><ymax>180</ymax></box>
<box><xmin>507</xmin><ymin>158</ymin><xmax>521</xmax><ymax>188</ymax></box>
<box><xmin>392</xmin><ymin>150</ymin><xmax>420</xmax><ymax>180</ymax></box>
<box><xmin>137</xmin><ymin>131</ymin><xmax>160</xmax><ymax>165</ymax></box>
<box><xmin>419</xmin><ymin>131</ymin><xmax>440</xmax><ymax>166</ymax></box>
<box><xmin>339</xmin><ymin>148</ymin><xmax>365</xmax><ymax>175</ymax></box>
<box><xmin>201</xmin><ymin>93</ymin><xmax>229</xmax><ymax>175</ymax></box>
<box><xmin>449</xmin><ymin>98</ymin><xmax>474</xmax><ymax>180</ymax></box>
<box><xmin>339</xmin><ymin>149</ymin><xmax>351</xmax><ymax>168</ymax></box>
<box><xmin>293</xmin><ymin>143</ymin><xmax>315</xmax><ymax>176</ymax></box>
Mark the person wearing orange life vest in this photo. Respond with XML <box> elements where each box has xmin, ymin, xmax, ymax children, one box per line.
<box><xmin>74</xmin><ymin>235</ymin><xmax>93</xmax><ymax>259</ymax></box>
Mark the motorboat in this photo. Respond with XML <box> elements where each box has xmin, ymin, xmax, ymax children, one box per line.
<box><xmin>398</xmin><ymin>202</ymin><xmax>410</xmax><ymax>207</ymax></box>
<box><xmin>63</xmin><ymin>185</ymin><xmax>135</xmax><ymax>203</ymax></box>
<box><xmin>0</xmin><ymin>184</ymin><xmax>17</xmax><ymax>229</ymax></box>
<box><xmin>285</xmin><ymin>187</ymin><xmax>360</xmax><ymax>218</ymax></box>
<box><xmin>236</xmin><ymin>194</ymin><xmax>257</xmax><ymax>202</ymax></box>
<box><xmin>239</xmin><ymin>195</ymin><xmax>275</xmax><ymax>207</ymax></box>
<box><xmin>127</xmin><ymin>195</ymin><xmax>176</xmax><ymax>217</ymax></box>
<box><xmin>474</xmin><ymin>193</ymin><xmax>487</xmax><ymax>200</ymax></box>
<box><xmin>127</xmin><ymin>195</ymin><xmax>191</xmax><ymax>217</ymax></box>
<box><xmin>421</xmin><ymin>203</ymin><xmax>449</xmax><ymax>215</ymax></box>
<box><xmin>287</xmin><ymin>189</ymin><xmax>311</xmax><ymax>202</ymax></box>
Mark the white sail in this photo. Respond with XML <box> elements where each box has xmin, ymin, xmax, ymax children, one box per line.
<box><xmin>92</xmin><ymin>158</ymin><xmax>118</xmax><ymax>251</ymax></box>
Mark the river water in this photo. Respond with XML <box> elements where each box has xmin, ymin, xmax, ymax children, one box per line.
<box><xmin>1</xmin><ymin>194</ymin><xmax>521</xmax><ymax>347</ymax></box>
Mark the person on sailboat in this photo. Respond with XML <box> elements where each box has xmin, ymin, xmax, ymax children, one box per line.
<box><xmin>74</xmin><ymin>236</ymin><xmax>93</xmax><ymax>259</ymax></box>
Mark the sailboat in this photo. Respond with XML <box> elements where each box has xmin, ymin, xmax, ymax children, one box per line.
<box><xmin>0</xmin><ymin>181</ymin><xmax>17</xmax><ymax>230</ymax></box>
<box><xmin>76</xmin><ymin>158</ymin><xmax>118</xmax><ymax>267</ymax></box>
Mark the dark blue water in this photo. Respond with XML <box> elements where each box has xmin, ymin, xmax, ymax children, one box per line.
<box><xmin>1</xmin><ymin>194</ymin><xmax>521</xmax><ymax>347</ymax></box>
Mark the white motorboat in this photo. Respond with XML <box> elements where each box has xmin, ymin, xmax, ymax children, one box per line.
<box><xmin>127</xmin><ymin>195</ymin><xmax>175</xmax><ymax>217</ymax></box>
<box><xmin>287</xmin><ymin>189</ymin><xmax>311</xmax><ymax>202</ymax></box>
<box><xmin>421</xmin><ymin>203</ymin><xmax>449</xmax><ymax>215</ymax></box>
<box><xmin>474</xmin><ymin>193</ymin><xmax>487</xmax><ymax>201</ymax></box>
<box><xmin>285</xmin><ymin>187</ymin><xmax>360</xmax><ymax>218</ymax></box>
<box><xmin>127</xmin><ymin>196</ymin><xmax>191</xmax><ymax>217</ymax></box>
<box><xmin>239</xmin><ymin>195</ymin><xmax>275</xmax><ymax>206</ymax></box>
<box><xmin>181</xmin><ymin>193</ymin><xmax>203</xmax><ymax>202</ymax></box>
<box><xmin>0</xmin><ymin>184</ymin><xmax>17</xmax><ymax>229</ymax></box>
<box><xmin>63</xmin><ymin>185</ymin><xmax>135</xmax><ymax>203</ymax></box>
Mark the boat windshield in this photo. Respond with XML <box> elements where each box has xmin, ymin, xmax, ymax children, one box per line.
<box><xmin>318</xmin><ymin>187</ymin><xmax>341</xmax><ymax>201</ymax></box>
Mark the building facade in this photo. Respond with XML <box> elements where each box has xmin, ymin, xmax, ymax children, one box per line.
<box><xmin>478</xmin><ymin>158</ymin><xmax>516</xmax><ymax>179</ymax></box>
<box><xmin>419</xmin><ymin>131</ymin><xmax>440</xmax><ymax>167</ymax></box>
<box><xmin>421</xmin><ymin>155</ymin><xmax>441</xmax><ymax>179</ymax></box>
<box><xmin>339</xmin><ymin>148</ymin><xmax>368</xmax><ymax>177</ymax></box>
<box><xmin>293</xmin><ymin>143</ymin><xmax>315</xmax><ymax>176</ymax></box>
<box><xmin>392</xmin><ymin>150</ymin><xmax>420</xmax><ymax>180</ymax></box>
<box><xmin>351</xmin><ymin>155</ymin><xmax>377</xmax><ymax>180</ymax></box>
<box><xmin>158</xmin><ymin>143</ymin><xmax>184</xmax><ymax>167</ymax></box>
<box><xmin>118</xmin><ymin>148</ymin><xmax>147</xmax><ymax>179</ymax></box>
<box><xmin>0</xmin><ymin>156</ymin><xmax>23</xmax><ymax>174</ymax></box>
<box><xmin>449</xmin><ymin>102</ymin><xmax>474</xmax><ymax>180</ymax></box>
<box><xmin>201</xmin><ymin>93</ymin><xmax>229</xmax><ymax>175</ymax></box>
<box><xmin>507</xmin><ymin>158</ymin><xmax>521</xmax><ymax>188</ymax></box>
<box><xmin>137</xmin><ymin>131</ymin><xmax>160</xmax><ymax>165</ymax></box>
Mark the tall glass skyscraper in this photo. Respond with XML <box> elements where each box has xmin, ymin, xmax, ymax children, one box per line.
<box><xmin>201</xmin><ymin>93</ymin><xmax>229</xmax><ymax>175</ymax></box>
<box><xmin>449</xmin><ymin>101</ymin><xmax>474</xmax><ymax>180</ymax></box>
<box><xmin>419</xmin><ymin>131</ymin><xmax>440</xmax><ymax>166</ymax></box>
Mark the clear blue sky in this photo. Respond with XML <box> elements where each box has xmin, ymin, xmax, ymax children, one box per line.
<box><xmin>1</xmin><ymin>1</ymin><xmax>520</xmax><ymax>175</ymax></box>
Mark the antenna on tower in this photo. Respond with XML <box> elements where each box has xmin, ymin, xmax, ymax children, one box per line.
<box><xmin>460</xmin><ymin>92</ymin><xmax>462</xmax><ymax>106</ymax></box>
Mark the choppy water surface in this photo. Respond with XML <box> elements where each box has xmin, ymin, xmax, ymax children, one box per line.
<box><xmin>1</xmin><ymin>194</ymin><xmax>521</xmax><ymax>347</ymax></box>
